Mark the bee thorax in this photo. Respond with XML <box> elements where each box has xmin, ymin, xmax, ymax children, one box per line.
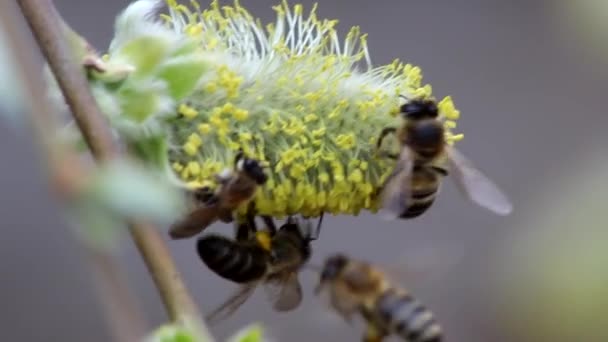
<box><xmin>407</xmin><ymin>121</ymin><xmax>444</xmax><ymax>151</ymax></box>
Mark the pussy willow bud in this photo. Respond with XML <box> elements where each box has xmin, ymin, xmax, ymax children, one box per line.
<box><xmin>58</xmin><ymin>0</ymin><xmax>464</xmax><ymax>219</ymax></box>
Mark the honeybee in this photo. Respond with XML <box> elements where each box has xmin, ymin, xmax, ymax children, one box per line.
<box><xmin>376</xmin><ymin>96</ymin><xmax>512</xmax><ymax>218</ymax></box>
<box><xmin>198</xmin><ymin>215</ymin><xmax>322</xmax><ymax>323</ymax></box>
<box><xmin>169</xmin><ymin>150</ymin><xmax>268</xmax><ymax>239</ymax></box>
<box><xmin>314</xmin><ymin>253</ymin><xmax>442</xmax><ymax>342</ymax></box>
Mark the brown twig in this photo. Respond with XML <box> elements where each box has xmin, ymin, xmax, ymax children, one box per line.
<box><xmin>0</xmin><ymin>2</ymin><xmax>147</xmax><ymax>342</ymax></box>
<box><xmin>16</xmin><ymin>0</ymin><xmax>116</xmax><ymax>160</ymax></box>
<box><xmin>14</xmin><ymin>0</ymin><xmax>212</xmax><ymax>339</ymax></box>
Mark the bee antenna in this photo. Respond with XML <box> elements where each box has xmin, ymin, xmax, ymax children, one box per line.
<box><xmin>398</xmin><ymin>94</ymin><xmax>411</xmax><ymax>101</ymax></box>
<box><xmin>310</xmin><ymin>212</ymin><xmax>324</xmax><ymax>241</ymax></box>
<box><xmin>234</xmin><ymin>148</ymin><xmax>245</xmax><ymax>167</ymax></box>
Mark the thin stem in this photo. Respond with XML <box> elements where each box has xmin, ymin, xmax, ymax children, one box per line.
<box><xmin>14</xmin><ymin>0</ymin><xmax>213</xmax><ymax>339</ymax></box>
<box><xmin>128</xmin><ymin>221</ymin><xmax>203</xmax><ymax>324</ymax></box>
<box><xmin>16</xmin><ymin>0</ymin><xmax>117</xmax><ymax>160</ymax></box>
<box><xmin>0</xmin><ymin>3</ymin><xmax>146</xmax><ymax>342</ymax></box>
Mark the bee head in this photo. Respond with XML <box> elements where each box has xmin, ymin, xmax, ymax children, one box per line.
<box><xmin>320</xmin><ymin>253</ymin><xmax>349</xmax><ymax>282</ymax></box>
<box><xmin>280</xmin><ymin>215</ymin><xmax>322</xmax><ymax>242</ymax></box>
<box><xmin>279</xmin><ymin>216</ymin><xmax>301</xmax><ymax>235</ymax></box>
<box><xmin>399</xmin><ymin>98</ymin><xmax>439</xmax><ymax>120</ymax></box>
<box><xmin>235</xmin><ymin>152</ymin><xmax>268</xmax><ymax>185</ymax></box>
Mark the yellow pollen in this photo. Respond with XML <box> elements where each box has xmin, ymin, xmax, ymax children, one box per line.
<box><xmin>172</xmin><ymin>162</ymin><xmax>184</xmax><ymax>172</ymax></box>
<box><xmin>197</xmin><ymin>123</ymin><xmax>212</xmax><ymax>135</ymax></box>
<box><xmin>183</xmin><ymin>142</ymin><xmax>198</xmax><ymax>156</ymax></box>
<box><xmin>187</xmin><ymin>133</ymin><xmax>202</xmax><ymax>147</ymax></box>
<box><xmin>187</xmin><ymin>161</ymin><xmax>201</xmax><ymax>175</ymax></box>
<box><xmin>186</xmin><ymin>23</ymin><xmax>203</xmax><ymax>36</ymax></box>
<box><xmin>233</xmin><ymin>108</ymin><xmax>249</xmax><ymax>121</ymax></box>
<box><xmin>179</xmin><ymin>103</ymin><xmax>199</xmax><ymax>119</ymax></box>
<box><xmin>162</xmin><ymin>0</ymin><xmax>464</xmax><ymax>218</ymax></box>
<box><xmin>204</xmin><ymin>82</ymin><xmax>218</xmax><ymax>93</ymax></box>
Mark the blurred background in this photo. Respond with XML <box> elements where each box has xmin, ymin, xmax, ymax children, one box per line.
<box><xmin>2</xmin><ymin>0</ymin><xmax>608</xmax><ymax>341</ymax></box>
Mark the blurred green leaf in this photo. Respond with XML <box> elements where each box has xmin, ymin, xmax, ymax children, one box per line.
<box><xmin>227</xmin><ymin>323</ymin><xmax>265</xmax><ymax>342</ymax></box>
<box><xmin>64</xmin><ymin>158</ymin><xmax>186</xmax><ymax>249</ymax></box>
<box><xmin>118</xmin><ymin>85</ymin><xmax>167</xmax><ymax>123</ymax></box>
<box><xmin>146</xmin><ymin>324</ymin><xmax>200</xmax><ymax>342</ymax></box>
<box><xmin>88</xmin><ymin>60</ymin><xmax>134</xmax><ymax>84</ymax></box>
<box><xmin>84</xmin><ymin>158</ymin><xmax>186</xmax><ymax>226</ymax></box>
<box><xmin>169</xmin><ymin>39</ymin><xmax>199</xmax><ymax>58</ymax></box>
<box><xmin>157</xmin><ymin>57</ymin><xmax>208</xmax><ymax>100</ymax></box>
<box><xmin>115</xmin><ymin>36</ymin><xmax>171</xmax><ymax>78</ymax></box>
<box><xmin>128</xmin><ymin>135</ymin><xmax>170</xmax><ymax>170</ymax></box>
<box><xmin>69</xmin><ymin>199</ymin><xmax>127</xmax><ymax>249</ymax></box>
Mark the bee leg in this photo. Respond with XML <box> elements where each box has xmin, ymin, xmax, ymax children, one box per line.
<box><xmin>217</xmin><ymin>203</ymin><xmax>236</xmax><ymax>223</ymax></box>
<box><xmin>193</xmin><ymin>186</ymin><xmax>216</xmax><ymax>204</ymax></box>
<box><xmin>375</xmin><ymin>127</ymin><xmax>400</xmax><ymax>159</ymax></box>
<box><xmin>431</xmin><ymin>165</ymin><xmax>449</xmax><ymax>176</ymax></box>
<box><xmin>376</xmin><ymin>126</ymin><xmax>397</xmax><ymax>150</ymax></box>
<box><xmin>382</xmin><ymin>152</ymin><xmax>399</xmax><ymax>160</ymax></box>
<box><xmin>247</xmin><ymin>201</ymin><xmax>258</xmax><ymax>228</ymax></box>
<box><xmin>217</xmin><ymin>211</ymin><xmax>235</xmax><ymax>223</ymax></box>
<box><xmin>235</xmin><ymin>221</ymin><xmax>251</xmax><ymax>241</ymax></box>
<box><xmin>261</xmin><ymin>215</ymin><xmax>277</xmax><ymax>235</ymax></box>
<box><xmin>311</xmin><ymin>212</ymin><xmax>324</xmax><ymax>240</ymax></box>
<box><xmin>233</xmin><ymin>148</ymin><xmax>245</xmax><ymax>169</ymax></box>
<box><xmin>362</xmin><ymin>325</ymin><xmax>386</xmax><ymax>342</ymax></box>
<box><xmin>245</xmin><ymin>201</ymin><xmax>258</xmax><ymax>234</ymax></box>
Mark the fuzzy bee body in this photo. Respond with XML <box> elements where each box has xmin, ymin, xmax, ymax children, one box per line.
<box><xmin>315</xmin><ymin>254</ymin><xmax>442</xmax><ymax>342</ymax></box>
<box><xmin>397</xmin><ymin>165</ymin><xmax>445</xmax><ymax>219</ymax></box>
<box><xmin>362</xmin><ymin>289</ymin><xmax>442</xmax><ymax>342</ymax></box>
<box><xmin>169</xmin><ymin>151</ymin><xmax>268</xmax><ymax>239</ymax></box>
<box><xmin>197</xmin><ymin>221</ymin><xmax>311</xmax><ymax>283</ymax></box>
<box><xmin>198</xmin><ymin>216</ymin><xmax>320</xmax><ymax>323</ymax></box>
<box><xmin>399</xmin><ymin>116</ymin><xmax>446</xmax><ymax>163</ymax></box>
<box><xmin>377</xmin><ymin>97</ymin><xmax>512</xmax><ymax>219</ymax></box>
<box><xmin>196</xmin><ymin>234</ymin><xmax>269</xmax><ymax>283</ymax></box>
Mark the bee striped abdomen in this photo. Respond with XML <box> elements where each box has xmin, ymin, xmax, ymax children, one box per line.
<box><xmin>197</xmin><ymin>235</ymin><xmax>269</xmax><ymax>283</ymax></box>
<box><xmin>398</xmin><ymin>168</ymin><xmax>440</xmax><ymax>219</ymax></box>
<box><xmin>375</xmin><ymin>290</ymin><xmax>442</xmax><ymax>342</ymax></box>
<box><xmin>398</xmin><ymin>200</ymin><xmax>436</xmax><ymax>219</ymax></box>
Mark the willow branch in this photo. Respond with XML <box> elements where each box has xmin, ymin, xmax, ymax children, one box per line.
<box><xmin>0</xmin><ymin>2</ymin><xmax>146</xmax><ymax>342</ymax></box>
<box><xmin>14</xmin><ymin>0</ymin><xmax>212</xmax><ymax>338</ymax></box>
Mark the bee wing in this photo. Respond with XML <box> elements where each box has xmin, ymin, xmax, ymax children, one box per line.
<box><xmin>327</xmin><ymin>290</ymin><xmax>357</xmax><ymax>325</ymax></box>
<box><xmin>445</xmin><ymin>146</ymin><xmax>513</xmax><ymax>215</ymax></box>
<box><xmin>318</xmin><ymin>266</ymin><xmax>372</xmax><ymax>324</ymax></box>
<box><xmin>205</xmin><ymin>283</ymin><xmax>257</xmax><ymax>324</ymax></box>
<box><xmin>168</xmin><ymin>205</ymin><xmax>219</xmax><ymax>239</ymax></box>
<box><xmin>379</xmin><ymin>147</ymin><xmax>414</xmax><ymax>219</ymax></box>
<box><xmin>263</xmin><ymin>272</ymin><xmax>303</xmax><ymax>312</ymax></box>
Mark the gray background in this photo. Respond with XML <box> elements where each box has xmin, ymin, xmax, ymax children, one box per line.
<box><xmin>2</xmin><ymin>0</ymin><xmax>607</xmax><ymax>341</ymax></box>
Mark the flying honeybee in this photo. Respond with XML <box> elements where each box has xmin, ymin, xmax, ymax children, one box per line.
<box><xmin>314</xmin><ymin>253</ymin><xmax>442</xmax><ymax>342</ymax></box>
<box><xmin>198</xmin><ymin>215</ymin><xmax>322</xmax><ymax>323</ymax></box>
<box><xmin>169</xmin><ymin>150</ymin><xmax>268</xmax><ymax>239</ymax></box>
<box><xmin>376</xmin><ymin>96</ymin><xmax>512</xmax><ymax>219</ymax></box>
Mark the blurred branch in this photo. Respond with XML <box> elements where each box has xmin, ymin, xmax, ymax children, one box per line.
<box><xmin>13</xmin><ymin>0</ymin><xmax>213</xmax><ymax>340</ymax></box>
<box><xmin>0</xmin><ymin>3</ymin><xmax>146</xmax><ymax>342</ymax></box>
<box><xmin>16</xmin><ymin>0</ymin><xmax>116</xmax><ymax>159</ymax></box>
